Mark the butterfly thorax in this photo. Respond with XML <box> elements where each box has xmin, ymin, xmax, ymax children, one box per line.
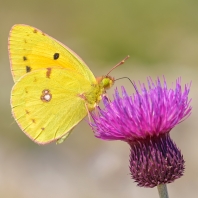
<box><xmin>81</xmin><ymin>76</ymin><xmax>114</xmax><ymax>111</ymax></box>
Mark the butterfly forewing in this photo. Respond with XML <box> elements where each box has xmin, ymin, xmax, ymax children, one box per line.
<box><xmin>9</xmin><ymin>24</ymin><xmax>96</xmax><ymax>83</ymax></box>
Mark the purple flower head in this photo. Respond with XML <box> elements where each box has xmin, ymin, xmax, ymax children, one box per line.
<box><xmin>91</xmin><ymin>77</ymin><xmax>192</xmax><ymax>187</ymax></box>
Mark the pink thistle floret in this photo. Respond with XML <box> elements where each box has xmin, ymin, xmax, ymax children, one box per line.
<box><xmin>91</xmin><ymin>77</ymin><xmax>192</xmax><ymax>142</ymax></box>
<box><xmin>90</xmin><ymin>77</ymin><xmax>192</xmax><ymax>187</ymax></box>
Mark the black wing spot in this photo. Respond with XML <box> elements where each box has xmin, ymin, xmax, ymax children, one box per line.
<box><xmin>53</xmin><ymin>53</ymin><xmax>59</xmax><ymax>60</ymax></box>
<box><xmin>26</xmin><ymin>66</ymin><xmax>31</xmax><ymax>73</ymax></box>
<box><xmin>33</xmin><ymin>29</ymin><xmax>37</xmax><ymax>33</ymax></box>
<box><xmin>23</xmin><ymin>56</ymin><xmax>27</xmax><ymax>61</ymax></box>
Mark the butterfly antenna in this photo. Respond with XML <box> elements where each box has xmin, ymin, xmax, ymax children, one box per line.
<box><xmin>106</xmin><ymin>55</ymin><xmax>130</xmax><ymax>76</ymax></box>
<box><xmin>115</xmin><ymin>77</ymin><xmax>138</xmax><ymax>93</ymax></box>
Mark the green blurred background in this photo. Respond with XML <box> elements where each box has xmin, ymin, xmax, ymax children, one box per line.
<box><xmin>0</xmin><ymin>0</ymin><xmax>197</xmax><ymax>197</ymax></box>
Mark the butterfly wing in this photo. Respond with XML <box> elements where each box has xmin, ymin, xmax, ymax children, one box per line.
<box><xmin>11</xmin><ymin>68</ymin><xmax>95</xmax><ymax>144</ymax></box>
<box><xmin>8</xmin><ymin>24</ymin><xmax>96</xmax><ymax>83</ymax></box>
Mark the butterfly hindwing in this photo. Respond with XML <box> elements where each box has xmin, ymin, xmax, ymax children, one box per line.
<box><xmin>11</xmin><ymin>68</ymin><xmax>93</xmax><ymax>144</ymax></box>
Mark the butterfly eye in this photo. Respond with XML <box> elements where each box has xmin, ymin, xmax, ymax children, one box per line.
<box><xmin>101</xmin><ymin>77</ymin><xmax>114</xmax><ymax>90</ymax></box>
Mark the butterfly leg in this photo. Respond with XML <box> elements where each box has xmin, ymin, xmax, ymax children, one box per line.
<box><xmin>84</xmin><ymin>102</ymin><xmax>91</xmax><ymax>123</ymax></box>
<box><xmin>102</xmin><ymin>91</ymin><xmax>111</xmax><ymax>103</ymax></box>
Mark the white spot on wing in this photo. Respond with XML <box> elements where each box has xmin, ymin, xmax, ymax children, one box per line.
<box><xmin>41</xmin><ymin>89</ymin><xmax>52</xmax><ymax>102</ymax></box>
<box><xmin>44</xmin><ymin>94</ymin><xmax>51</xmax><ymax>101</ymax></box>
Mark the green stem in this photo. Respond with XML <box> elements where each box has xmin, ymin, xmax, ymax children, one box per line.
<box><xmin>157</xmin><ymin>184</ymin><xmax>169</xmax><ymax>198</ymax></box>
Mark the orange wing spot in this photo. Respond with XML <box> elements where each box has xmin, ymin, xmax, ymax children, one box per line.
<box><xmin>78</xmin><ymin>93</ymin><xmax>86</xmax><ymax>100</ymax></box>
<box><xmin>32</xmin><ymin>119</ymin><xmax>36</xmax><ymax>123</ymax></box>
<box><xmin>25</xmin><ymin>88</ymin><xmax>28</xmax><ymax>93</ymax></box>
<box><xmin>33</xmin><ymin>29</ymin><xmax>37</xmax><ymax>33</ymax></box>
<box><xmin>41</xmin><ymin>89</ymin><xmax>52</xmax><ymax>102</ymax></box>
<box><xmin>25</xmin><ymin>109</ymin><xmax>30</xmax><ymax>114</ymax></box>
<box><xmin>42</xmin><ymin>32</ymin><xmax>45</xmax><ymax>36</ymax></box>
<box><xmin>46</xmin><ymin>68</ymin><xmax>51</xmax><ymax>78</ymax></box>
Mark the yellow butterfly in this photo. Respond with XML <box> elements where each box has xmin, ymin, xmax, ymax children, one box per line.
<box><xmin>9</xmin><ymin>24</ymin><xmax>115</xmax><ymax>144</ymax></box>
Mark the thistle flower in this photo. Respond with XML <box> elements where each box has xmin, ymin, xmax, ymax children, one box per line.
<box><xmin>91</xmin><ymin>77</ymin><xmax>192</xmax><ymax>188</ymax></box>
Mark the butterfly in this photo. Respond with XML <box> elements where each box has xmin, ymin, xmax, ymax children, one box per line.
<box><xmin>9</xmin><ymin>24</ymin><xmax>116</xmax><ymax>144</ymax></box>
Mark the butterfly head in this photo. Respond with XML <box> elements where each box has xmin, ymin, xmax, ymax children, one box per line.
<box><xmin>96</xmin><ymin>75</ymin><xmax>115</xmax><ymax>90</ymax></box>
